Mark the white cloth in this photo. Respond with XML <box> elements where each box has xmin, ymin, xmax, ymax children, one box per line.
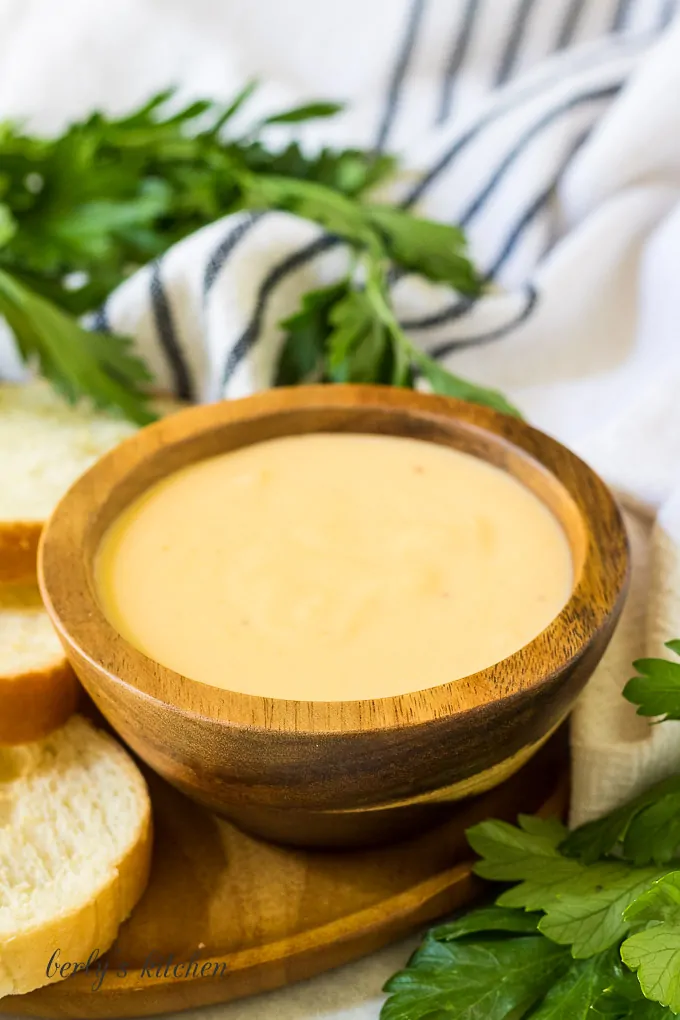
<box><xmin>2</xmin><ymin>0</ymin><xmax>680</xmax><ymax>1015</ymax></box>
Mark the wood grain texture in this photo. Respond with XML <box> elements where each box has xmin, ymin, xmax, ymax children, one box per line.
<box><xmin>1</xmin><ymin>730</ymin><xmax>568</xmax><ymax>1019</ymax></box>
<box><xmin>38</xmin><ymin>385</ymin><xmax>629</xmax><ymax>846</ymax></box>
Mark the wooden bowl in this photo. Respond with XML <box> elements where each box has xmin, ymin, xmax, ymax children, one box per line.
<box><xmin>38</xmin><ymin>385</ymin><xmax>628</xmax><ymax>848</ymax></box>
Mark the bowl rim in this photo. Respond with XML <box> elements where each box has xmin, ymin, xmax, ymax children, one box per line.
<box><xmin>38</xmin><ymin>384</ymin><xmax>629</xmax><ymax>736</ymax></box>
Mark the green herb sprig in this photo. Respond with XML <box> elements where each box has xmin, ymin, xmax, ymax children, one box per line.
<box><xmin>0</xmin><ymin>87</ymin><xmax>392</xmax><ymax>317</ymax></box>
<box><xmin>381</xmin><ymin>643</ymin><xmax>680</xmax><ymax>1019</ymax></box>
<box><xmin>623</xmin><ymin>641</ymin><xmax>680</xmax><ymax>722</ymax></box>
<box><xmin>241</xmin><ymin>171</ymin><xmax>517</xmax><ymax>415</ymax></box>
<box><xmin>0</xmin><ymin>87</ymin><xmax>516</xmax><ymax>422</ymax></box>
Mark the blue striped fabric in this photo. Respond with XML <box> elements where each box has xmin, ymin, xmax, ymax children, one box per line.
<box><xmin>90</xmin><ymin>0</ymin><xmax>676</xmax><ymax>404</ymax></box>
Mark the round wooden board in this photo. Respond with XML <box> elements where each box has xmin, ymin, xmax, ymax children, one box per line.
<box><xmin>3</xmin><ymin>731</ymin><xmax>569</xmax><ymax>1018</ymax></box>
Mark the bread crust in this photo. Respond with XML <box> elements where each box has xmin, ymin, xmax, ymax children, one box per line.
<box><xmin>0</xmin><ymin>722</ymin><xmax>153</xmax><ymax>998</ymax></box>
<box><xmin>0</xmin><ymin>655</ymin><xmax>80</xmax><ymax>745</ymax></box>
<box><xmin>0</xmin><ymin>522</ymin><xmax>41</xmax><ymax>584</ymax></box>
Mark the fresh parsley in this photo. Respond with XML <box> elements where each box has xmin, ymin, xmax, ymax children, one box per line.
<box><xmin>469</xmin><ymin>815</ymin><xmax>667</xmax><ymax>958</ymax></box>
<box><xmin>562</xmin><ymin>774</ymin><xmax>680</xmax><ymax>867</ymax></box>
<box><xmin>382</xmin><ymin>913</ymin><xmax>571</xmax><ymax>1020</ymax></box>
<box><xmin>0</xmin><ymin>86</ymin><xmax>516</xmax><ymax>421</ymax></box>
<box><xmin>244</xmin><ymin>171</ymin><xmax>517</xmax><ymax>414</ymax></box>
<box><xmin>623</xmin><ymin>640</ymin><xmax>680</xmax><ymax>721</ymax></box>
<box><xmin>0</xmin><ymin>267</ymin><xmax>155</xmax><ymax>424</ymax></box>
<box><xmin>381</xmin><ymin>640</ymin><xmax>680</xmax><ymax>1019</ymax></box>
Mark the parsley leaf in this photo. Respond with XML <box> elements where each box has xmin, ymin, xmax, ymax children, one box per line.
<box><xmin>562</xmin><ymin>642</ymin><xmax>680</xmax><ymax>867</ymax></box>
<box><xmin>381</xmin><ymin>928</ymin><xmax>570</xmax><ymax>1020</ymax></box>
<box><xmin>595</xmin><ymin>996</ymin><xmax>676</xmax><ymax>1018</ymax></box>
<box><xmin>241</xmin><ymin>173</ymin><xmax>379</xmax><ymax>246</ymax></box>
<box><xmin>562</xmin><ymin>775</ymin><xmax>680</xmax><ymax>864</ymax></box>
<box><xmin>591</xmin><ymin>962</ymin><xmax>675</xmax><ymax>1018</ymax></box>
<box><xmin>241</xmin><ymin>173</ymin><xmax>483</xmax><ymax>295</ymax></box>
<box><xmin>260</xmin><ymin>100</ymin><xmax>345</xmax><ymax>125</ymax></box>
<box><xmin>528</xmin><ymin>949</ymin><xmax>622</xmax><ymax>1019</ymax></box>
<box><xmin>623</xmin><ymin>797</ymin><xmax>680</xmax><ymax>868</ymax></box>
<box><xmin>624</xmin><ymin>872</ymin><xmax>680</xmax><ymax>927</ymax></box>
<box><xmin>0</xmin><ymin>267</ymin><xmax>154</xmax><ymax>424</ymax></box>
<box><xmin>619</xmin><ymin>873</ymin><xmax>680</xmax><ymax>1013</ymax></box>
<box><xmin>621</xmin><ymin>929</ymin><xmax>680</xmax><ymax>1012</ymax></box>
<box><xmin>364</xmin><ymin>204</ymin><xmax>481</xmax><ymax>291</ymax></box>
<box><xmin>536</xmin><ymin>867</ymin><xmax>665</xmax><ymax>959</ymax></box>
<box><xmin>430</xmin><ymin>906</ymin><xmax>541</xmax><ymax>941</ymax></box>
<box><xmin>380</xmin><ymin>909</ymin><xmax>630</xmax><ymax>1020</ymax></box>
<box><xmin>275</xmin><ymin>283</ymin><xmax>346</xmax><ymax>385</ymax></box>
<box><xmin>275</xmin><ymin>279</ymin><xmax>397</xmax><ymax>388</ymax></box>
<box><xmin>468</xmin><ymin>815</ymin><xmax>667</xmax><ymax>957</ymax></box>
<box><xmin>468</xmin><ymin>814</ymin><xmax>579</xmax><ymax>897</ymax></box>
<box><xmin>244</xmin><ymin>141</ymin><xmax>395</xmax><ymax>197</ymax></box>
<box><xmin>0</xmin><ymin>204</ymin><xmax>16</xmax><ymax>247</ymax></box>
<box><xmin>561</xmin><ymin>775</ymin><xmax>680</xmax><ymax>867</ymax></box>
<box><xmin>380</xmin><ymin>926</ymin><xmax>670</xmax><ymax>1020</ymax></box>
<box><xmin>326</xmin><ymin>287</ymin><xmax>389</xmax><ymax>383</ymax></box>
<box><xmin>623</xmin><ymin>641</ymin><xmax>680</xmax><ymax>720</ymax></box>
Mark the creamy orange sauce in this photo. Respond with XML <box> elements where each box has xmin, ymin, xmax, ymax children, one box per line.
<box><xmin>96</xmin><ymin>433</ymin><xmax>573</xmax><ymax>701</ymax></box>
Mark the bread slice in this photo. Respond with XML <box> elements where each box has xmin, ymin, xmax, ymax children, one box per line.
<box><xmin>0</xmin><ymin>585</ymin><xmax>79</xmax><ymax>745</ymax></box>
<box><xmin>0</xmin><ymin>381</ymin><xmax>139</xmax><ymax>583</ymax></box>
<box><xmin>0</xmin><ymin>715</ymin><xmax>152</xmax><ymax>998</ymax></box>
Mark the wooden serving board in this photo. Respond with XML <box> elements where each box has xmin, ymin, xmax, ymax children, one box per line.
<box><xmin>3</xmin><ymin>731</ymin><xmax>568</xmax><ymax>1019</ymax></box>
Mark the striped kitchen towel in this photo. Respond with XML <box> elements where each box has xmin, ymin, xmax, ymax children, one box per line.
<box><xmin>1</xmin><ymin>0</ymin><xmax>680</xmax><ymax>832</ymax></box>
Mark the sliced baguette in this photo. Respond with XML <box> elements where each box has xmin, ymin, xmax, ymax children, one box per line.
<box><xmin>0</xmin><ymin>380</ymin><xmax>139</xmax><ymax>583</ymax></box>
<box><xmin>0</xmin><ymin>585</ymin><xmax>79</xmax><ymax>745</ymax></box>
<box><xmin>0</xmin><ymin>715</ymin><xmax>152</xmax><ymax>998</ymax></box>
